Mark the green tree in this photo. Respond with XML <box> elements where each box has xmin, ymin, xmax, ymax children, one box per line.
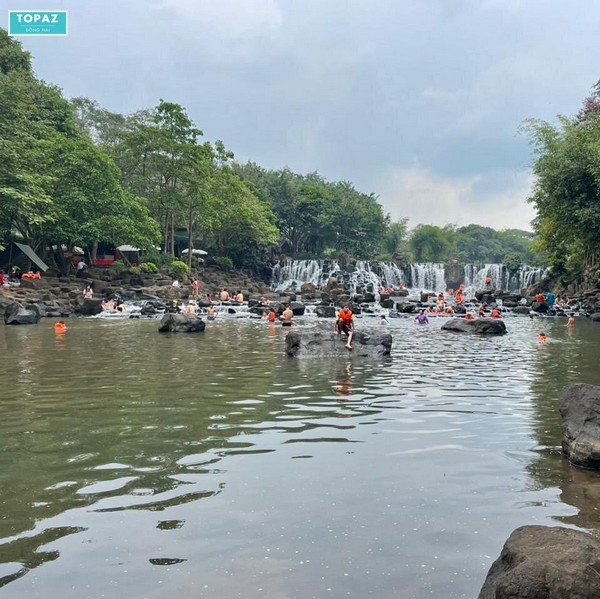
<box><xmin>525</xmin><ymin>81</ymin><xmax>600</xmax><ymax>285</ymax></box>
<box><xmin>409</xmin><ymin>224</ymin><xmax>454</xmax><ymax>262</ymax></box>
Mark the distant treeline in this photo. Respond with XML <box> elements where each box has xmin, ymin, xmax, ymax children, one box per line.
<box><xmin>1</xmin><ymin>29</ymin><xmax>542</xmax><ymax>274</ymax></box>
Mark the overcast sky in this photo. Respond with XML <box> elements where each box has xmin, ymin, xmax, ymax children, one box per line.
<box><xmin>6</xmin><ymin>0</ymin><xmax>600</xmax><ymax>231</ymax></box>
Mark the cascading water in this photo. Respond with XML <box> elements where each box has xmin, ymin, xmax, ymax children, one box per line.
<box><xmin>408</xmin><ymin>264</ymin><xmax>446</xmax><ymax>293</ymax></box>
<box><xmin>271</xmin><ymin>260</ymin><xmax>341</xmax><ymax>292</ymax></box>
<box><xmin>463</xmin><ymin>264</ymin><xmax>548</xmax><ymax>294</ymax></box>
<box><xmin>271</xmin><ymin>260</ymin><xmax>548</xmax><ymax>296</ymax></box>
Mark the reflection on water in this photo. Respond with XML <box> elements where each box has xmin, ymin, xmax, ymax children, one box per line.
<box><xmin>1</xmin><ymin>316</ymin><xmax>600</xmax><ymax>598</ymax></box>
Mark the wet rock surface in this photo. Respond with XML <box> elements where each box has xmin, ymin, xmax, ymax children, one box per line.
<box><xmin>158</xmin><ymin>313</ymin><xmax>206</xmax><ymax>333</ymax></box>
<box><xmin>285</xmin><ymin>329</ymin><xmax>392</xmax><ymax>358</ymax></box>
<box><xmin>3</xmin><ymin>301</ymin><xmax>41</xmax><ymax>325</ymax></box>
<box><xmin>441</xmin><ymin>317</ymin><xmax>507</xmax><ymax>334</ymax></box>
<box><xmin>478</xmin><ymin>525</ymin><xmax>600</xmax><ymax>599</ymax></box>
<box><xmin>559</xmin><ymin>383</ymin><xmax>600</xmax><ymax>469</ymax></box>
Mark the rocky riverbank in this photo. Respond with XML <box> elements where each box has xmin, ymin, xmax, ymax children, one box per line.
<box><xmin>2</xmin><ymin>264</ymin><xmax>600</xmax><ymax>323</ymax></box>
<box><xmin>0</xmin><ymin>265</ymin><xmax>274</xmax><ymax>319</ymax></box>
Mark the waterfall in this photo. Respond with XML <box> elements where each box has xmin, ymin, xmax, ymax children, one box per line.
<box><xmin>464</xmin><ymin>263</ymin><xmax>547</xmax><ymax>293</ymax></box>
<box><xmin>271</xmin><ymin>259</ymin><xmax>340</xmax><ymax>292</ymax></box>
<box><xmin>271</xmin><ymin>260</ymin><xmax>547</xmax><ymax>295</ymax></box>
<box><xmin>408</xmin><ymin>263</ymin><xmax>446</xmax><ymax>292</ymax></box>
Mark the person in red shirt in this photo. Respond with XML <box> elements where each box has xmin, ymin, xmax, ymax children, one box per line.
<box><xmin>490</xmin><ymin>307</ymin><xmax>502</xmax><ymax>318</ymax></box>
<box><xmin>336</xmin><ymin>306</ymin><xmax>355</xmax><ymax>349</ymax></box>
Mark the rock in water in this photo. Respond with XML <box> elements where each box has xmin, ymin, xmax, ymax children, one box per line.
<box><xmin>3</xmin><ymin>302</ymin><xmax>40</xmax><ymax>325</ymax></box>
<box><xmin>158</xmin><ymin>313</ymin><xmax>206</xmax><ymax>333</ymax></box>
<box><xmin>478</xmin><ymin>525</ymin><xmax>600</xmax><ymax>598</ymax></box>
<box><xmin>285</xmin><ymin>329</ymin><xmax>392</xmax><ymax>358</ymax></box>
<box><xmin>78</xmin><ymin>298</ymin><xmax>103</xmax><ymax>315</ymax></box>
<box><xmin>441</xmin><ymin>317</ymin><xmax>507</xmax><ymax>335</ymax></box>
<box><xmin>559</xmin><ymin>383</ymin><xmax>600</xmax><ymax>469</ymax></box>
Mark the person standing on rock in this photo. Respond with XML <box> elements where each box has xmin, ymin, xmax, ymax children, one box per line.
<box><xmin>171</xmin><ymin>279</ymin><xmax>180</xmax><ymax>299</ymax></box>
<box><xmin>337</xmin><ymin>305</ymin><xmax>355</xmax><ymax>349</ymax></box>
<box><xmin>191</xmin><ymin>278</ymin><xmax>199</xmax><ymax>299</ymax></box>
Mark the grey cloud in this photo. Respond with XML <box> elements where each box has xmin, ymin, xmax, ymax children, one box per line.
<box><xmin>13</xmin><ymin>0</ymin><xmax>600</xmax><ymax>228</ymax></box>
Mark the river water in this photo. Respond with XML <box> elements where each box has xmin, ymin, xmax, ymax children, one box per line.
<box><xmin>1</xmin><ymin>315</ymin><xmax>599</xmax><ymax>598</ymax></box>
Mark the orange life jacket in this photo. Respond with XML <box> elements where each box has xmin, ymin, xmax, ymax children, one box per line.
<box><xmin>339</xmin><ymin>309</ymin><xmax>353</xmax><ymax>323</ymax></box>
<box><xmin>268</xmin><ymin>311</ymin><xmax>276</xmax><ymax>322</ymax></box>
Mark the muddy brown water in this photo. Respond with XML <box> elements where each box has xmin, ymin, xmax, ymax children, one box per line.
<box><xmin>1</xmin><ymin>315</ymin><xmax>599</xmax><ymax>598</ymax></box>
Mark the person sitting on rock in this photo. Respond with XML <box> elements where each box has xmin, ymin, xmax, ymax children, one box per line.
<box><xmin>478</xmin><ymin>304</ymin><xmax>486</xmax><ymax>318</ymax></box>
<box><xmin>336</xmin><ymin>305</ymin><xmax>354</xmax><ymax>348</ymax></box>
<box><xmin>485</xmin><ymin>276</ymin><xmax>492</xmax><ymax>287</ymax></box>
<box><xmin>490</xmin><ymin>307</ymin><xmax>502</xmax><ymax>318</ymax></box>
<box><xmin>220</xmin><ymin>288</ymin><xmax>229</xmax><ymax>302</ymax></box>
<box><xmin>236</xmin><ymin>290</ymin><xmax>244</xmax><ymax>303</ymax></box>
<box><xmin>535</xmin><ymin>292</ymin><xmax>545</xmax><ymax>303</ymax></box>
<box><xmin>83</xmin><ymin>285</ymin><xmax>93</xmax><ymax>299</ymax></box>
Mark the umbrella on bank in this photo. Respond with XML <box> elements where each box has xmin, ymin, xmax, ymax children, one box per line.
<box><xmin>181</xmin><ymin>249</ymin><xmax>208</xmax><ymax>255</ymax></box>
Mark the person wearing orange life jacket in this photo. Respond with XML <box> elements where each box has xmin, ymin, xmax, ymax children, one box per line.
<box><xmin>54</xmin><ymin>321</ymin><xmax>67</xmax><ymax>332</ymax></box>
<box><xmin>490</xmin><ymin>307</ymin><xmax>502</xmax><ymax>318</ymax></box>
<box><xmin>267</xmin><ymin>308</ymin><xmax>277</xmax><ymax>323</ymax></box>
<box><xmin>336</xmin><ymin>305</ymin><xmax>355</xmax><ymax>350</ymax></box>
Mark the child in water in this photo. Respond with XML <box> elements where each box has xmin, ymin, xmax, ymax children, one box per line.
<box><xmin>567</xmin><ymin>314</ymin><xmax>575</xmax><ymax>327</ymax></box>
<box><xmin>537</xmin><ymin>332</ymin><xmax>548</xmax><ymax>342</ymax></box>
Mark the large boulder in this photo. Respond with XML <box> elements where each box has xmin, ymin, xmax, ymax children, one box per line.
<box><xmin>559</xmin><ymin>383</ymin><xmax>600</xmax><ymax>469</ymax></box>
<box><xmin>590</xmin><ymin>313</ymin><xmax>600</xmax><ymax>322</ymax></box>
<box><xmin>290</xmin><ymin>301</ymin><xmax>305</xmax><ymax>316</ymax></box>
<box><xmin>285</xmin><ymin>329</ymin><xmax>392</xmax><ymax>358</ymax></box>
<box><xmin>531</xmin><ymin>301</ymin><xmax>549</xmax><ymax>313</ymax></box>
<box><xmin>3</xmin><ymin>301</ymin><xmax>40</xmax><ymax>325</ymax></box>
<box><xmin>158</xmin><ymin>313</ymin><xmax>206</xmax><ymax>333</ymax></box>
<box><xmin>478</xmin><ymin>525</ymin><xmax>600</xmax><ymax>599</ymax></box>
<box><xmin>316</xmin><ymin>305</ymin><xmax>336</xmax><ymax>318</ymax></box>
<box><xmin>441</xmin><ymin>317</ymin><xmax>507</xmax><ymax>335</ymax></box>
<box><xmin>78</xmin><ymin>297</ymin><xmax>103</xmax><ymax>315</ymax></box>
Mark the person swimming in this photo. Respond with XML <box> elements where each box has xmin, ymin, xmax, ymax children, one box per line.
<box><xmin>538</xmin><ymin>332</ymin><xmax>548</xmax><ymax>342</ymax></box>
<box><xmin>54</xmin><ymin>321</ymin><xmax>67</xmax><ymax>332</ymax></box>
<box><xmin>206</xmin><ymin>305</ymin><xmax>216</xmax><ymax>320</ymax></box>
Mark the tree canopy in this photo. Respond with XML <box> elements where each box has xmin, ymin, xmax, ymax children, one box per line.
<box><xmin>0</xmin><ymin>26</ymin><xmax>543</xmax><ymax>273</ymax></box>
<box><xmin>525</xmin><ymin>81</ymin><xmax>600</xmax><ymax>286</ymax></box>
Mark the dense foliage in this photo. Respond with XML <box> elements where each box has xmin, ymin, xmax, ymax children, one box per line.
<box><xmin>0</xmin><ymin>29</ymin><xmax>541</xmax><ymax>273</ymax></box>
<box><xmin>525</xmin><ymin>82</ymin><xmax>600</xmax><ymax>287</ymax></box>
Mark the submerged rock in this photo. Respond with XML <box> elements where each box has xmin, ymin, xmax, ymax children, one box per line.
<box><xmin>559</xmin><ymin>383</ymin><xmax>600</xmax><ymax>469</ymax></box>
<box><xmin>478</xmin><ymin>525</ymin><xmax>600</xmax><ymax>599</ymax></box>
<box><xmin>285</xmin><ymin>329</ymin><xmax>392</xmax><ymax>358</ymax></box>
<box><xmin>158</xmin><ymin>313</ymin><xmax>206</xmax><ymax>333</ymax></box>
<box><xmin>3</xmin><ymin>301</ymin><xmax>40</xmax><ymax>325</ymax></box>
<box><xmin>441</xmin><ymin>317</ymin><xmax>506</xmax><ymax>335</ymax></box>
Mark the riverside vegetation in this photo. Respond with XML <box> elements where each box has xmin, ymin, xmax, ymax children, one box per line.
<box><xmin>1</xmin><ymin>30</ymin><xmax>599</xmax><ymax>292</ymax></box>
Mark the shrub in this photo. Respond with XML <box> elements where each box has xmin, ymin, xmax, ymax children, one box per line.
<box><xmin>110</xmin><ymin>260</ymin><xmax>127</xmax><ymax>275</ymax></box>
<box><xmin>139</xmin><ymin>261</ymin><xmax>158</xmax><ymax>274</ymax></box>
<box><xmin>213</xmin><ymin>256</ymin><xmax>233</xmax><ymax>271</ymax></box>
<box><xmin>128</xmin><ymin>266</ymin><xmax>142</xmax><ymax>276</ymax></box>
<box><xmin>169</xmin><ymin>260</ymin><xmax>189</xmax><ymax>280</ymax></box>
